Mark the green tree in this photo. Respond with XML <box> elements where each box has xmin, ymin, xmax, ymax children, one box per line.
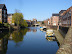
<box><xmin>12</xmin><ymin>12</ymin><xmax>28</xmax><ymax>27</ymax></box>
<box><xmin>12</xmin><ymin>12</ymin><xmax>23</xmax><ymax>27</ymax></box>
<box><xmin>42</xmin><ymin>21</ymin><xmax>44</xmax><ymax>24</ymax></box>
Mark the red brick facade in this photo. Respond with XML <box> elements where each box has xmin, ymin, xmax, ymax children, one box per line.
<box><xmin>61</xmin><ymin>7</ymin><xmax>72</xmax><ymax>27</ymax></box>
<box><xmin>52</xmin><ymin>16</ymin><xmax>59</xmax><ymax>26</ymax></box>
<box><xmin>8</xmin><ymin>14</ymin><xmax>13</xmax><ymax>25</ymax></box>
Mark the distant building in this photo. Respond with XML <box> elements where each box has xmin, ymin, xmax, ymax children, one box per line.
<box><xmin>0</xmin><ymin>4</ymin><xmax>7</xmax><ymax>24</ymax></box>
<box><xmin>31</xmin><ymin>18</ymin><xmax>37</xmax><ymax>25</ymax></box>
<box><xmin>26</xmin><ymin>20</ymin><xmax>31</xmax><ymax>27</ymax></box>
<box><xmin>8</xmin><ymin>14</ymin><xmax>14</xmax><ymax>25</ymax></box>
<box><xmin>44</xmin><ymin>20</ymin><xmax>47</xmax><ymax>25</ymax></box>
<box><xmin>51</xmin><ymin>13</ymin><xmax>59</xmax><ymax>26</ymax></box>
<box><xmin>47</xmin><ymin>19</ymin><xmax>50</xmax><ymax>25</ymax></box>
<box><xmin>59</xmin><ymin>10</ymin><xmax>66</xmax><ymax>26</ymax></box>
<box><xmin>33</xmin><ymin>18</ymin><xmax>37</xmax><ymax>24</ymax></box>
<box><xmin>61</xmin><ymin>6</ymin><xmax>72</xmax><ymax>27</ymax></box>
<box><xmin>37</xmin><ymin>21</ymin><xmax>42</xmax><ymax>25</ymax></box>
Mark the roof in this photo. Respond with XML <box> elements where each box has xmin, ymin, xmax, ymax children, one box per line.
<box><xmin>59</xmin><ymin>10</ymin><xmax>66</xmax><ymax>14</ymax></box>
<box><xmin>52</xmin><ymin>13</ymin><xmax>59</xmax><ymax>16</ymax></box>
<box><xmin>62</xmin><ymin>6</ymin><xmax>72</xmax><ymax>15</ymax></box>
<box><xmin>0</xmin><ymin>4</ymin><xmax>5</xmax><ymax>9</ymax></box>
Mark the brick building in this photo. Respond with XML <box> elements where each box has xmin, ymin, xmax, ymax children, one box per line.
<box><xmin>48</xmin><ymin>19</ymin><xmax>50</xmax><ymax>25</ymax></box>
<box><xmin>0</xmin><ymin>4</ymin><xmax>7</xmax><ymax>24</ymax></box>
<box><xmin>26</xmin><ymin>20</ymin><xmax>31</xmax><ymax>26</ymax></box>
<box><xmin>51</xmin><ymin>14</ymin><xmax>59</xmax><ymax>26</ymax></box>
<box><xmin>33</xmin><ymin>18</ymin><xmax>37</xmax><ymax>24</ymax></box>
<box><xmin>44</xmin><ymin>20</ymin><xmax>47</xmax><ymax>25</ymax></box>
<box><xmin>59</xmin><ymin>10</ymin><xmax>66</xmax><ymax>26</ymax></box>
<box><xmin>61</xmin><ymin>6</ymin><xmax>72</xmax><ymax>27</ymax></box>
<box><xmin>8</xmin><ymin>14</ymin><xmax>14</xmax><ymax>25</ymax></box>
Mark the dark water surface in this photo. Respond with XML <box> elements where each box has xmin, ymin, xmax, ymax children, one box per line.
<box><xmin>0</xmin><ymin>27</ymin><xmax>59</xmax><ymax>54</ymax></box>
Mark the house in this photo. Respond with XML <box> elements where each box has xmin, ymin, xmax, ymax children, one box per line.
<box><xmin>47</xmin><ymin>19</ymin><xmax>50</xmax><ymax>25</ymax></box>
<box><xmin>0</xmin><ymin>4</ymin><xmax>7</xmax><ymax>24</ymax></box>
<box><xmin>59</xmin><ymin>10</ymin><xmax>66</xmax><ymax>26</ymax></box>
<box><xmin>26</xmin><ymin>20</ymin><xmax>31</xmax><ymax>26</ymax></box>
<box><xmin>31</xmin><ymin>19</ymin><xmax>37</xmax><ymax>25</ymax></box>
<box><xmin>33</xmin><ymin>18</ymin><xmax>37</xmax><ymax>24</ymax></box>
<box><xmin>61</xmin><ymin>6</ymin><xmax>72</xmax><ymax>27</ymax></box>
<box><xmin>44</xmin><ymin>20</ymin><xmax>47</xmax><ymax>25</ymax></box>
<box><xmin>8</xmin><ymin>14</ymin><xmax>14</xmax><ymax>25</ymax></box>
<box><xmin>49</xmin><ymin>17</ymin><xmax>52</xmax><ymax>25</ymax></box>
<box><xmin>51</xmin><ymin>14</ymin><xmax>59</xmax><ymax>26</ymax></box>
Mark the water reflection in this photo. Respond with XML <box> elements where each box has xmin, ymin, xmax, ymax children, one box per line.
<box><xmin>46</xmin><ymin>36</ymin><xmax>56</xmax><ymax>41</ymax></box>
<box><xmin>0</xmin><ymin>27</ymin><xmax>59</xmax><ymax>54</ymax></box>
<box><xmin>33</xmin><ymin>29</ymin><xmax>37</xmax><ymax>32</ymax></box>
<box><xmin>0</xmin><ymin>32</ymin><xmax>9</xmax><ymax>54</ymax></box>
<box><xmin>9</xmin><ymin>28</ymin><xmax>28</xmax><ymax>43</ymax></box>
<box><xmin>28</xmin><ymin>28</ymin><xmax>37</xmax><ymax>32</ymax></box>
<box><xmin>45</xmin><ymin>36</ymin><xmax>60</xmax><ymax>46</ymax></box>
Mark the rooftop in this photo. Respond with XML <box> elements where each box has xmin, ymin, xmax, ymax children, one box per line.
<box><xmin>0</xmin><ymin>4</ymin><xmax>6</xmax><ymax>9</ymax></box>
<box><xmin>52</xmin><ymin>14</ymin><xmax>59</xmax><ymax>16</ymax></box>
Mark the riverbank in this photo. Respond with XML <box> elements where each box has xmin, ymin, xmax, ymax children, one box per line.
<box><xmin>56</xmin><ymin>27</ymin><xmax>72</xmax><ymax>54</ymax></box>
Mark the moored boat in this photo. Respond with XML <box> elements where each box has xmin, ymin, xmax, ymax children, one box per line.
<box><xmin>45</xmin><ymin>29</ymin><xmax>55</xmax><ymax>37</ymax></box>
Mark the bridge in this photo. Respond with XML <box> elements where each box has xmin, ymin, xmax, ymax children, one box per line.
<box><xmin>33</xmin><ymin>24</ymin><xmax>40</xmax><ymax>27</ymax></box>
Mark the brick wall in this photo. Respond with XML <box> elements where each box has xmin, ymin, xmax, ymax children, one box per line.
<box><xmin>52</xmin><ymin>16</ymin><xmax>59</xmax><ymax>26</ymax></box>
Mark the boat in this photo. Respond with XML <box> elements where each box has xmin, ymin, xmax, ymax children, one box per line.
<box><xmin>45</xmin><ymin>29</ymin><xmax>55</xmax><ymax>37</ymax></box>
<box><xmin>40</xmin><ymin>27</ymin><xmax>43</xmax><ymax>30</ymax></box>
<box><xmin>40</xmin><ymin>26</ymin><xmax>47</xmax><ymax>31</ymax></box>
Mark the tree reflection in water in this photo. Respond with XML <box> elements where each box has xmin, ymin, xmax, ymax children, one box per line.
<box><xmin>12</xmin><ymin>28</ymin><xmax>28</xmax><ymax>43</ymax></box>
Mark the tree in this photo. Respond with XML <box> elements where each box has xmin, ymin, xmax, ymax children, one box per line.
<box><xmin>12</xmin><ymin>12</ymin><xmax>23</xmax><ymax>27</ymax></box>
<box><xmin>42</xmin><ymin>21</ymin><xmax>44</xmax><ymax>24</ymax></box>
<box><xmin>12</xmin><ymin>11</ymin><xmax>28</xmax><ymax>27</ymax></box>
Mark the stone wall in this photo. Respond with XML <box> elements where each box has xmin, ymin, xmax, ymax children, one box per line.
<box><xmin>59</xmin><ymin>26</ymin><xmax>69</xmax><ymax>38</ymax></box>
<box><xmin>56</xmin><ymin>27</ymin><xmax>72</xmax><ymax>54</ymax></box>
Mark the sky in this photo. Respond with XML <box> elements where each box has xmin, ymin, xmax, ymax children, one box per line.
<box><xmin>0</xmin><ymin>0</ymin><xmax>72</xmax><ymax>21</ymax></box>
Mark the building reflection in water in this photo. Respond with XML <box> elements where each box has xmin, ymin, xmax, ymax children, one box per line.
<box><xmin>33</xmin><ymin>29</ymin><xmax>37</xmax><ymax>32</ymax></box>
<box><xmin>0</xmin><ymin>32</ymin><xmax>9</xmax><ymax>54</ymax></box>
<box><xmin>28</xmin><ymin>28</ymin><xmax>37</xmax><ymax>32</ymax></box>
<box><xmin>45</xmin><ymin>36</ymin><xmax>60</xmax><ymax>46</ymax></box>
<box><xmin>28</xmin><ymin>28</ymin><xmax>31</xmax><ymax>32</ymax></box>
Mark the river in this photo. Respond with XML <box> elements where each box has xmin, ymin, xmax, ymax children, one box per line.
<box><xmin>0</xmin><ymin>27</ymin><xmax>59</xmax><ymax>54</ymax></box>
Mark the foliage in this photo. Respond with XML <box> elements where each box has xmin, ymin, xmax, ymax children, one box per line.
<box><xmin>21</xmin><ymin>20</ymin><xmax>28</xmax><ymax>27</ymax></box>
<box><xmin>0</xmin><ymin>22</ymin><xmax>2</xmax><ymax>24</ymax></box>
<box><xmin>42</xmin><ymin>21</ymin><xmax>44</xmax><ymax>24</ymax></box>
<box><xmin>3</xmin><ymin>23</ymin><xmax>10</xmax><ymax>27</ymax></box>
<box><xmin>12</xmin><ymin>28</ymin><xmax>28</xmax><ymax>43</ymax></box>
<box><xmin>12</xmin><ymin>12</ymin><xmax>28</xmax><ymax>27</ymax></box>
<box><xmin>0</xmin><ymin>23</ymin><xmax>4</xmax><ymax>27</ymax></box>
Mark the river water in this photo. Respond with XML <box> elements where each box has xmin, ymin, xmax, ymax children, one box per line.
<box><xmin>0</xmin><ymin>27</ymin><xmax>59</xmax><ymax>54</ymax></box>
